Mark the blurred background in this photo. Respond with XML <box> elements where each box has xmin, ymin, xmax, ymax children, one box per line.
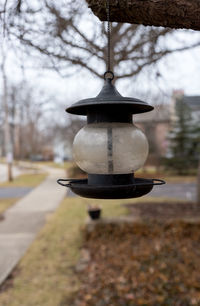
<box><xmin>0</xmin><ymin>1</ymin><xmax>200</xmax><ymax>305</ymax></box>
<box><xmin>0</xmin><ymin>0</ymin><xmax>199</xmax><ymax>183</ymax></box>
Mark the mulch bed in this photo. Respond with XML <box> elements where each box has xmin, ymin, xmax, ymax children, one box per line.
<box><xmin>73</xmin><ymin>203</ymin><xmax>200</xmax><ymax>306</ymax></box>
<box><xmin>126</xmin><ymin>202</ymin><xmax>200</xmax><ymax>221</ymax></box>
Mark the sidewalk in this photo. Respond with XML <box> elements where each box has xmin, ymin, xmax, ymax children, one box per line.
<box><xmin>0</xmin><ymin>167</ymin><xmax>67</xmax><ymax>285</ymax></box>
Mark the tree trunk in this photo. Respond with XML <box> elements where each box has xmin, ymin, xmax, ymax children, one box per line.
<box><xmin>7</xmin><ymin>162</ymin><xmax>13</xmax><ymax>182</ymax></box>
<box><xmin>14</xmin><ymin>122</ymin><xmax>21</xmax><ymax>160</ymax></box>
<box><xmin>1</xmin><ymin>44</ymin><xmax>13</xmax><ymax>182</ymax></box>
<box><xmin>197</xmin><ymin>159</ymin><xmax>200</xmax><ymax>205</ymax></box>
<box><xmin>86</xmin><ymin>0</ymin><xmax>200</xmax><ymax>31</ymax></box>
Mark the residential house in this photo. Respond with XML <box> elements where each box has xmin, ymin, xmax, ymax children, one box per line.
<box><xmin>134</xmin><ymin>91</ymin><xmax>200</xmax><ymax>164</ymax></box>
<box><xmin>134</xmin><ymin>104</ymin><xmax>170</xmax><ymax>164</ymax></box>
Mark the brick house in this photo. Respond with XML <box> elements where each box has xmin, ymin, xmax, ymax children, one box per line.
<box><xmin>134</xmin><ymin>104</ymin><xmax>170</xmax><ymax>163</ymax></box>
<box><xmin>133</xmin><ymin>92</ymin><xmax>200</xmax><ymax>164</ymax></box>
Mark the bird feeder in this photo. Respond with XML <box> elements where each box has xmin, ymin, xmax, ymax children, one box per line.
<box><xmin>57</xmin><ymin>72</ymin><xmax>165</xmax><ymax>199</ymax></box>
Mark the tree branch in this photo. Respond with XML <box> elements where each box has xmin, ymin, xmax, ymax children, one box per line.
<box><xmin>86</xmin><ymin>0</ymin><xmax>200</xmax><ymax>31</ymax></box>
<box><xmin>19</xmin><ymin>35</ymin><xmax>103</xmax><ymax>78</ymax></box>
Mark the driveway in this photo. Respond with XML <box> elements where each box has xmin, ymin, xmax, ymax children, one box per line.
<box><xmin>149</xmin><ymin>182</ymin><xmax>196</xmax><ymax>201</ymax></box>
<box><xmin>0</xmin><ymin>187</ymin><xmax>33</xmax><ymax>198</ymax></box>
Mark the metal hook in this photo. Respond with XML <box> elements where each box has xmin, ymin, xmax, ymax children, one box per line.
<box><xmin>57</xmin><ymin>179</ymin><xmax>71</xmax><ymax>187</ymax></box>
<box><xmin>104</xmin><ymin>70</ymin><xmax>114</xmax><ymax>80</ymax></box>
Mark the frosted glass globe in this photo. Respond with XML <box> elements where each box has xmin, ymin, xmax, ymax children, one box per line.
<box><xmin>73</xmin><ymin>122</ymin><xmax>149</xmax><ymax>174</ymax></box>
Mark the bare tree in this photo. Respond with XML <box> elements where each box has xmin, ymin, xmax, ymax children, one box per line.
<box><xmin>8</xmin><ymin>0</ymin><xmax>200</xmax><ymax>83</ymax></box>
<box><xmin>1</xmin><ymin>48</ymin><xmax>13</xmax><ymax>180</ymax></box>
<box><xmin>53</xmin><ymin>117</ymin><xmax>85</xmax><ymax>147</ymax></box>
<box><xmin>8</xmin><ymin>83</ymin><xmax>54</xmax><ymax>159</ymax></box>
<box><xmin>0</xmin><ymin>75</ymin><xmax>56</xmax><ymax>161</ymax></box>
<box><xmin>86</xmin><ymin>0</ymin><xmax>200</xmax><ymax>31</ymax></box>
<box><xmin>0</xmin><ymin>0</ymin><xmax>14</xmax><ymax>181</ymax></box>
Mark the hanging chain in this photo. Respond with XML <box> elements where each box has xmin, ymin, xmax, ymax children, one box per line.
<box><xmin>104</xmin><ymin>0</ymin><xmax>114</xmax><ymax>80</ymax></box>
<box><xmin>106</xmin><ymin>0</ymin><xmax>111</xmax><ymax>72</ymax></box>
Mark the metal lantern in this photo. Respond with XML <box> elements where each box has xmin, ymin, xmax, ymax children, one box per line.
<box><xmin>57</xmin><ymin>72</ymin><xmax>165</xmax><ymax>199</ymax></box>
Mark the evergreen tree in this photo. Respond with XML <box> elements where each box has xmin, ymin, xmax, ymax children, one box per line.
<box><xmin>189</xmin><ymin>120</ymin><xmax>200</xmax><ymax>161</ymax></box>
<box><xmin>190</xmin><ymin>114</ymin><xmax>200</xmax><ymax>203</ymax></box>
<box><xmin>166</xmin><ymin>97</ymin><xmax>196</xmax><ymax>174</ymax></box>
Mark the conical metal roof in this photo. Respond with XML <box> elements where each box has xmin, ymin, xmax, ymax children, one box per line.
<box><xmin>66</xmin><ymin>78</ymin><xmax>154</xmax><ymax>115</ymax></box>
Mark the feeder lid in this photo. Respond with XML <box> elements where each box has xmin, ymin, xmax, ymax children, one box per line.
<box><xmin>66</xmin><ymin>78</ymin><xmax>154</xmax><ymax>115</ymax></box>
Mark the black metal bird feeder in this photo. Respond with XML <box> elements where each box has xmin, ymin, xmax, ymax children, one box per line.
<box><xmin>57</xmin><ymin>72</ymin><xmax>165</xmax><ymax>199</ymax></box>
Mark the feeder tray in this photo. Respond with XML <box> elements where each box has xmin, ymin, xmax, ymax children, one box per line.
<box><xmin>57</xmin><ymin>178</ymin><xmax>165</xmax><ymax>199</ymax></box>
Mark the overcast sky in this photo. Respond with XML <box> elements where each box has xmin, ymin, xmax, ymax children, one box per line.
<box><xmin>2</xmin><ymin>3</ymin><xmax>200</xmax><ymax>115</ymax></box>
<box><xmin>8</xmin><ymin>45</ymin><xmax>200</xmax><ymax>98</ymax></box>
<box><xmin>20</xmin><ymin>43</ymin><xmax>200</xmax><ymax>108</ymax></box>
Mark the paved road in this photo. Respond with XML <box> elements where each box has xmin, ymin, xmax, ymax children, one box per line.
<box><xmin>0</xmin><ymin>187</ymin><xmax>33</xmax><ymax>198</ymax></box>
<box><xmin>0</xmin><ymin>167</ymin><xmax>66</xmax><ymax>286</ymax></box>
<box><xmin>149</xmin><ymin>182</ymin><xmax>196</xmax><ymax>201</ymax></box>
<box><xmin>0</xmin><ymin>181</ymin><xmax>195</xmax><ymax>201</ymax></box>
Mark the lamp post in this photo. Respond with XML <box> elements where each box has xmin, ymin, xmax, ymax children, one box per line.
<box><xmin>57</xmin><ymin>72</ymin><xmax>165</xmax><ymax>199</ymax></box>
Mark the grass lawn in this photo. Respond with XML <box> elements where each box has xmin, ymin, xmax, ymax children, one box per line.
<box><xmin>0</xmin><ymin>173</ymin><xmax>47</xmax><ymax>188</ymax></box>
<box><xmin>136</xmin><ymin>167</ymin><xmax>196</xmax><ymax>183</ymax></box>
<box><xmin>0</xmin><ymin>194</ymin><xmax>196</xmax><ymax>305</ymax></box>
<box><xmin>0</xmin><ymin>195</ymin><xmax>135</xmax><ymax>306</ymax></box>
<box><xmin>33</xmin><ymin>161</ymin><xmax>73</xmax><ymax>170</ymax></box>
<box><xmin>163</xmin><ymin>175</ymin><xmax>196</xmax><ymax>183</ymax></box>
